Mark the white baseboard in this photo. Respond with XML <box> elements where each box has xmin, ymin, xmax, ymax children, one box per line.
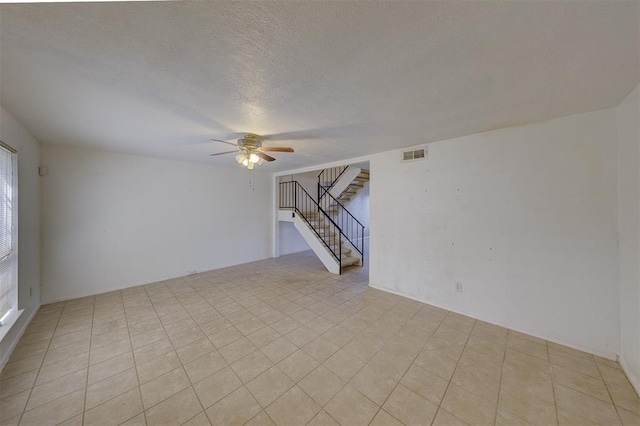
<box><xmin>368</xmin><ymin>283</ymin><xmax>618</xmax><ymax>361</ymax></box>
<box><xmin>619</xmin><ymin>357</ymin><xmax>640</xmax><ymax>397</ymax></box>
<box><xmin>0</xmin><ymin>305</ymin><xmax>40</xmax><ymax>371</ymax></box>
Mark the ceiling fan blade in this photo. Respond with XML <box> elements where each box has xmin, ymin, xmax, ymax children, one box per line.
<box><xmin>209</xmin><ymin>150</ymin><xmax>238</xmax><ymax>157</ymax></box>
<box><xmin>259</xmin><ymin>147</ymin><xmax>294</xmax><ymax>152</ymax></box>
<box><xmin>256</xmin><ymin>152</ymin><xmax>276</xmax><ymax>162</ymax></box>
<box><xmin>211</xmin><ymin>138</ymin><xmax>238</xmax><ymax>147</ymax></box>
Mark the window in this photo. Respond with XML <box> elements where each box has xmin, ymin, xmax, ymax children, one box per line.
<box><xmin>0</xmin><ymin>141</ymin><xmax>19</xmax><ymax>342</ymax></box>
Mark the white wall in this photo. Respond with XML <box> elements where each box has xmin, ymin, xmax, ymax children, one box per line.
<box><xmin>343</xmin><ymin>180</ymin><xmax>370</xmax><ymax>238</ymax></box>
<box><xmin>0</xmin><ymin>107</ymin><xmax>41</xmax><ymax>366</ymax></box>
<box><xmin>41</xmin><ymin>145</ymin><xmax>272</xmax><ymax>303</ymax></box>
<box><xmin>370</xmin><ymin>108</ymin><xmax>620</xmax><ymax>358</ymax></box>
<box><xmin>616</xmin><ymin>84</ymin><xmax>640</xmax><ymax>391</ymax></box>
<box><xmin>277</xmin><ymin>171</ymin><xmax>318</xmax><ymax>256</ymax></box>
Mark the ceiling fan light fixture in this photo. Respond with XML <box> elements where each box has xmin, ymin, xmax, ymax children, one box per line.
<box><xmin>249</xmin><ymin>153</ymin><xmax>260</xmax><ymax>163</ymax></box>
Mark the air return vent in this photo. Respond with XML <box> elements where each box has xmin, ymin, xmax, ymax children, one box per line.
<box><xmin>401</xmin><ymin>147</ymin><xmax>427</xmax><ymax>162</ymax></box>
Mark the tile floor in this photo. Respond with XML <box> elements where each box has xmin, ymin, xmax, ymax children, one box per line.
<box><xmin>1</xmin><ymin>251</ymin><xmax>639</xmax><ymax>425</ymax></box>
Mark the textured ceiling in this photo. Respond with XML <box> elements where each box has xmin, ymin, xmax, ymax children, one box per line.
<box><xmin>1</xmin><ymin>1</ymin><xmax>638</xmax><ymax>172</ymax></box>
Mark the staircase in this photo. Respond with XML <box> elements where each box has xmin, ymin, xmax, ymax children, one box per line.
<box><xmin>279</xmin><ymin>170</ymin><xmax>366</xmax><ymax>275</ymax></box>
<box><xmin>320</xmin><ymin>167</ymin><xmax>369</xmax><ymax>214</ymax></box>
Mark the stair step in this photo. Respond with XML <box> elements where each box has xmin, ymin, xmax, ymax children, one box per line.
<box><xmin>341</xmin><ymin>256</ymin><xmax>360</xmax><ymax>267</ymax></box>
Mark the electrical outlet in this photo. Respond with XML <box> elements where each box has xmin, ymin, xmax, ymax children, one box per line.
<box><xmin>455</xmin><ymin>282</ymin><xmax>463</xmax><ymax>292</ymax></box>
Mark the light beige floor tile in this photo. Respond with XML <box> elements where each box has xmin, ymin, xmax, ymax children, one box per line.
<box><xmin>176</xmin><ymin>338</ymin><xmax>215</xmax><ymax>364</ymax></box>
<box><xmin>325</xmin><ymin>386</ymin><xmax>379</xmax><ymax>426</ymax></box>
<box><xmin>261</xmin><ymin>337</ymin><xmax>298</xmax><ymax>364</ymax></box>
<box><xmin>43</xmin><ymin>340</ymin><xmax>90</xmax><ymax>366</ymax></box>
<box><xmin>303</xmin><ymin>337</ymin><xmax>340</xmax><ymax>363</ymax></box>
<box><xmin>551</xmin><ymin>364</ymin><xmax>611</xmax><ymax>403</ymax></box>
<box><xmin>132</xmin><ymin>338</ymin><xmax>173</xmax><ymax>365</ymax></box>
<box><xmin>265</xmin><ymin>385</ymin><xmax>320</xmax><ymax>425</ymax></box>
<box><xmin>495</xmin><ymin>408</ymin><xmax>531</xmax><ymax>426</ymax></box>
<box><xmin>498</xmin><ymin>388</ymin><xmax>557</xmax><ymax>425</ymax></box>
<box><xmin>35</xmin><ymin>352</ymin><xmax>89</xmax><ymax>386</ymax></box>
<box><xmin>146</xmin><ymin>387</ymin><xmax>203</xmax><ymax>426</ymax></box>
<box><xmin>88</xmin><ymin>351</ymin><xmax>134</xmax><ymax>385</ymax></box>
<box><xmin>19</xmin><ymin>388</ymin><xmax>85</xmax><ymax>426</ymax></box>
<box><xmin>400</xmin><ymin>363</ymin><xmax>449</xmax><ymax>405</ymax></box>
<box><xmin>0</xmin><ymin>354</ymin><xmax>45</xmax><ymax>380</ymax></box>
<box><xmin>230</xmin><ymin>351</ymin><xmax>274</xmax><ymax>383</ymax></box>
<box><xmin>432</xmin><ymin>408</ymin><xmax>470</xmax><ymax>426</ymax></box>
<box><xmin>84</xmin><ymin>387</ymin><xmax>143</xmax><ymax>426</ymax></box>
<box><xmin>140</xmin><ymin>366</ymin><xmax>190</xmax><ymax>409</ymax></box>
<box><xmin>618</xmin><ymin>407</ymin><xmax>640</xmax><ymax>426</ymax></box>
<box><xmin>183</xmin><ymin>411</ymin><xmax>212</xmax><ymax>426</ymax></box>
<box><xmin>0</xmin><ymin>370</ymin><xmax>38</xmax><ymax>399</ymax></box>
<box><xmin>89</xmin><ymin>338</ymin><xmax>131</xmax><ymax>366</ymax></box>
<box><xmin>349</xmin><ymin>364</ymin><xmax>398</xmax><ymax>405</ymax></box>
<box><xmin>599</xmin><ymin>363</ymin><xmax>637</xmax><ymax>390</ymax></box>
<box><xmin>204</xmin><ymin>386</ymin><xmax>260</xmax><ymax>425</ymax></box>
<box><xmin>441</xmin><ymin>384</ymin><xmax>496</xmax><ymax>425</ymax></box>
<box><xmin>119</xmin><ymin>413</ymin><xmax>147</xmax><ymax>426</ymax></box>
<box><xmin>184</xmin><ymin>350</ymin><xmax>228</xmax><ymax>383</ymax></box>
<box><xmin>299</xmin><ymin>366</ymin><xmax>345</xmax><ymax>407</ymax></box>
<box><xmin>136</xmin><ymin>350</ymin><xmax>181</xmax><ymax>384</ymax></box>
<box><xmin>0</xmin><ymin>389</ymin><xmax>30</xmax><ymax>421</ymax></box>
<box><xmin>321</xmin><ymin>349</ymin><xmax>365</xmax><ymax>383</ymax></box>
<box><xmin>383</xmin><ymin>383</ymin><xmax>438</xmax><ymax>426</ymax></box>
<box><xmin>370</xmin><ymin>409</ymin><xmax>403</xmax><ymax>426</ymax></box>
<box><xmin>246</xmin><ymin>365</ymin><xmax>294</xmax><ymax>408</ymax></box>
<box><xmin>322</xmin><ymin>325</ymin><xmax>357</xmax><ymax>347</ymax></box>
<box><xmin>244</xmin><ymin>411</ymin><xmax>275</xmax><ymax>426</ymax></box>
<box><xmin>193</xmin><ymin>366</ymin><xmax>243</xmax><ymax>408</ymax></box>
<box><xmin>307</xmin><ymin>410</ymin><xmax>339</xmax><ymax>426</ymax></box>
<box><xmin>414</xmin><ymin>348</ymin><xmax>458</xmax><ymax>380</ymax></box>
<box><xmin>554</xmin><ymin>384</ymin><xmax>621</xmax><ymax>425</ymax></box>
<box><xmin>218</xmin><ymin>337</ymin><xmax>256</xmax><ymax>364</ymax></box>
<box><xmin>85</xmin><ymin>367</ymin><xmax>138</xmax><ymax>410</ymax></box>
<box><xmin>26</xmin><ymin>368</ymin><xmax>87</xmax><ymax>411</ymax></box>
<box><xmin>277</xmin><ymin>350</ymin><xmax>318</xmax><ymax>382</ymax></box>
<box><xmin>451</xmin><ymin>361</ymin><xmax>501</xmax><ymax>403</ymax></box>
<box><xmin>608</xmin><ymin>382</ymin><xmax>640</xmax><ymax>415</ymax></box>
<box><xmin>246</xmin><ymin>326</ymin><xmax>281</xmax><ymax>349</ymax></box>
<box><xmin>557</xmin><ymin>407</ymin><xmax>599</xmax><ymax>426</ymax></box>
<box><xmin>549</xmin><ymin>348</ymin><xmax>600</xmax><ymax>378</ymax></box>
<box><xmin>209</xmin><ymin>327</ymin><xmax>243</xmax><ymax>349</ymax></box>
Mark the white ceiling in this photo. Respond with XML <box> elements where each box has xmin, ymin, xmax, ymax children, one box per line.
<box><xmin>1</xmin><ymin>1</ymin><xmax>638</xmax><ymax>172</ymax></box>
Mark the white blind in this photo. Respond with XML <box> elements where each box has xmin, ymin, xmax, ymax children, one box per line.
<box><xmin>0</xmin><ymin>143</ymin><xmax>17</xmax><ymax>323</ymax></box>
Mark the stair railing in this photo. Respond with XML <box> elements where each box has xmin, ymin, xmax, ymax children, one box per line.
<box><xmin>316</xmin><ymin>189</ymin><xmax>365</xmax><ymax>265</ymax></box>
<box><xmin>317</xmin><ymin>165</ymin><xmax>348</xmax><ymax>201</ymax></box>
<box><xmin>279</xmin><ymin>181</ymin><xmax>346</xmax><ymax>273</ymax></box>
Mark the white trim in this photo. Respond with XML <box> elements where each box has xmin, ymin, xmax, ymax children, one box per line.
<box><xmin>0</xmin><ymin>308</ymin><xmax>23</xmax><ymax>343</ymax></box>
<box><xmin>0</xmin><ymin>306</ymin><xmax>37</xmax><ymax>371</ymax></box>
<box><xmin>619</xmin><ymin>357</ymin><xmax>640</xmax><ymax>397</ymax></box>
<box><xmin>368</xmin><ymin>282</ymin><xmax>618</xmax><ymax>361</ymax></box>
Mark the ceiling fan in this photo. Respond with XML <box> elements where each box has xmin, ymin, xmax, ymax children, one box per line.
<box><xmin>209</xmin><ymin>133</ymin><xmax>294</xmax><ymax>170</ymax></box>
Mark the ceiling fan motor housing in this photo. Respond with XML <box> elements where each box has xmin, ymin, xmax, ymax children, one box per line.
<box><xmin>237</xmin><ymin>134</ymin><xmax>262</xmax><ymax>150</ymax></box>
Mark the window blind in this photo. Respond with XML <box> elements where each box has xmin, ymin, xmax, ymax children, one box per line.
<box><xmin>0</xmin><ymin>143</ymin><xmax>17</xmax><ymax>323</ymax></box>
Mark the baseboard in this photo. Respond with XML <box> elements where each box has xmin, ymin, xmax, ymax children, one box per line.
<box><xmin>619</xmin><ymin>357</ymin><xmax>640</xmax><ymax>397</ymax></box>
<box><xmin>0</xmin><ymin>305</ymin><xmax>40</xmax><ymax>371</ymax></box>
<box><xmin>368</xmin><ymin>283</ymin><xmax>618</xmax><ymax>361</ymax></box>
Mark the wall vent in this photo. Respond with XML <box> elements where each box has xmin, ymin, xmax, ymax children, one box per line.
<box><xmin>401</xmin><ymin>147</ymin><xmax>427</xmax><ymax>162</ymax></box>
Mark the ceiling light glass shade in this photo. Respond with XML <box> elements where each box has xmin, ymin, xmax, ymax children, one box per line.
<box><xmin>235</xmin><ymin>153</ymin><xmax>244</xmax><ymax>164</ymax></box>
<box><xmin>242</xmin><ymin>158</ymin><xmax>249</xmax><ymax>167</ymax></box>
<box><xmin>249</xmin><ymin>153</ymin><xmax>260</xmax><ymax>163</ymax></box>
<box><xmin>247</xmin><ymin>161</ymin><xmax>254</xmax><ymax>170</ymax></box>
